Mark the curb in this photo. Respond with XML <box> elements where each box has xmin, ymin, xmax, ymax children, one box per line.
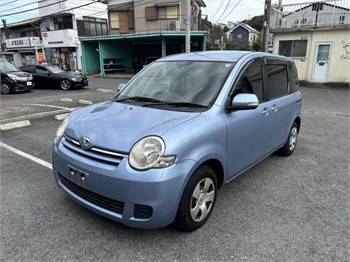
<box><xmin>0</xmin><ymin>120</ymin><xmax>31</xmax><ymax>131</ymax></box>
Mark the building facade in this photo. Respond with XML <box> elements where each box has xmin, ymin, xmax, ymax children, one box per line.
<box><xmin>271</xmin><ymin>0</ymin><xmax>350</xmax><ymax>84</ymax></box>
<box><xmin>226</xmin><ymin>23</ymin><xmax>260</xmax><ymax>50</ymax></box>
<box><xmin>80</xmin><ymin>0</ymin><xmax>207</xmax><ymax>76</ymax></box>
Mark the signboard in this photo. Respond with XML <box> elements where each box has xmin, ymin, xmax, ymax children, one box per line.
<box><xmin>41</xmin><ymin>29</ymin><xmax>79</xmax><ymax>48</ymax></box>
<box><xmin>5</xmin><ymin>37</ymin><xmax>40</xmax><ymax>49</ymax></box>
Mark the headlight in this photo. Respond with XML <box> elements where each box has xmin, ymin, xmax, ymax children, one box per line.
<box><xmin>7</xmin><ymin>74</ymin><xmax>20</xmax><ymax>81</ymax></box>
<box><xmin>71</xmin><ymin>77</ymin><xmax>79</xmax><ymax>82</ymax></box>
<box><xmin>55</xmin><ymin>116</ymin><xmax>69</xmax><ymax>143</ymax></box>
<box><xmin>129</xmin><ymin>136</ymin><xmax>176</xmax><ymax>170</ymax></box>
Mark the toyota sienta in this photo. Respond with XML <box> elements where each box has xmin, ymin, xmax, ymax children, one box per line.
<box><xmin>52</xmin><ymin>51</ymin><xmax>302</xmax><ymax>231</ymax></box>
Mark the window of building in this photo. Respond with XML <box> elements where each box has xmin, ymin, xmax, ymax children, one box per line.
<box><xmin>312</xmin><ymin>3</ymin><xmax>323</xmax><ymax>11</ymax></box>
<box><xmin>278</xmin><ymin>40</ymin><xmax>307</xmax><ymax>58</ymax></box>
<box><xmin>110</xmin><ymin>11</ymin><xmax>132</xmax><ymax>32</ymax></box>
<box><xmin>53</xmin><ymin>15</ymin><xmax>73</xmax><ymax>30</ymax></box>
<box><xmin>339</xmin><ymin>15</ymin><xmax>345</xmax><ymax>24</ymax></box>
<box><xmin>232</xmin><ymin>60</ymin><xmax>263</xmax><ymax>102</ymax></box>
<box><xmin>77</xmin><ymin>17</ymin><xmax>108</xmax><ymax>36</ymax></box>
<box><xmin>237</xmin><ymin>34</ymin><xmax>242</xmax><ymax>38</ymax></box>
<box><xmin>145</xmin><ymin>5</ymin><xmax>178</xmax><ymax>20</ymax></box>
<box><xmin>264</xmin><ymin>65</ymin><xmax>288</xmax><ymax>100</ymax></box>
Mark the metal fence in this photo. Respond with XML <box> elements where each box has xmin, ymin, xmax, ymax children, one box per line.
<box><xmin>271</xmin><ymin>0</ymin><xmax>350</xmax><ymax>30</ymax></box>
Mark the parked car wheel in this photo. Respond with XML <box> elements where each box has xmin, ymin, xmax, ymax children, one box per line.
<box><xmin>60</xmin><ymin>79</ymin><xmax>72</xmax><ymax>90</ymax></box>
<box><xmin>1</xmin><ymin>83</ymin><xmax>11</xmax><ymax>95</ymax></box>
<box><xmin>173</xmin><ymin>165</ymin><xmax>217</xmax><ymax>231</ymax></box>
<box><xmin>277</xmin><ymin>122</ymin><xmax>299</xmax><ymax>156</ymax></box>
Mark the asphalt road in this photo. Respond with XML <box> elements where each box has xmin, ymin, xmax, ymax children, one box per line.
<box><xmin>0</xmin><ymin>80</ymin><xmax>349</xmax><ymax>261</ymax></box>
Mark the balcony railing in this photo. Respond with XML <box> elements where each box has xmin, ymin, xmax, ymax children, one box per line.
<box><xmin>271</xmin><ymin>0</ymin><xmax>350</xmax><ymax>31</ymax></box>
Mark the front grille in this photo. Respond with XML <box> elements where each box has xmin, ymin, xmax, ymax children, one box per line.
<box><xmin>62</xmin><ymin>135</ymin><xmax>127</xmax><ymax>165</ymax></box>
<box><xmin>134</xmin><ymin>204</ymin><xmax>153</xmax><ymax>219</ymax></box>
<box><xmin>59</xmin><ymin>173</ymin><xmax>124</xmax><ymax>214</ymax></box>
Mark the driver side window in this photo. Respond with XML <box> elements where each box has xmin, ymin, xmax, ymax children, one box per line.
<box><xmin>232</xmin><ymin>60</ymin><xmax>263</xmax><ymax>102</ymax></box>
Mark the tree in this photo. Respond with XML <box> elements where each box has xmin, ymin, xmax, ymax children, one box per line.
<box><xmin>251</xmin><ymin>37</ymin><xmax>262</xmax><ymax>51</ymax></box>
<box><xmin>244</xmin><ymin>15</ymin><xmax>264</xmax><ymax>32</ymax></box>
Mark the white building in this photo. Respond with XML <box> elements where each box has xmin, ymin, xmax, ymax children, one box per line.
<box><xmin>38</xmin><ymin>0</ymin><xmax>108</xmax><ymax>70</ymax></box>
<box><xmin>271</xmin><ymin>0</ymin><xmax>350</xmax><ymax>84</ymax></box>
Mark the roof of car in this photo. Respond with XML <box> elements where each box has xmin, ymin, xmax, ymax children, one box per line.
<box><xmin>157</xmin><ymin>51</ymin><xmax>289</xmax><ymax>63</ymax></box>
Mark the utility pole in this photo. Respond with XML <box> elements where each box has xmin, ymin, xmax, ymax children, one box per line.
<box><xmin>185</xmin><ymin>0</ymin><xmax>191</xmax><ymax>53</ymax></box>
<box><xmin>262</xmin><ymin>0</ymin><xmax>271</xmax><ymax>52</ymax></box>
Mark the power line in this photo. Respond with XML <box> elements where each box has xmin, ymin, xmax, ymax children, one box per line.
<box><xmin>1</xmin><ymin>0</ymin><xmax>68</xmax><ymax>17</ymax></box>
<box><xmin>219</xmin><ymin>0</ymin><xmax>244</xmax><ymax>22</ymax></box>
<box><xmin>1</xmin><ymin>0</ymin><xmax>50</xmax><ymax>14</ymax></box>
<box><xmin>0</xmin><ymin>0</ymin><xmax>18</xmax><ymax>6</ymax></box>
<box><xmin>211</xmin><ymin>0</ymin><xmax>226</xmax><ymax>21</ymax></box>
<box><xmin>215</xmin><ymin>0</ymin><xmax>232</xmax><ymax>22</ymax></box>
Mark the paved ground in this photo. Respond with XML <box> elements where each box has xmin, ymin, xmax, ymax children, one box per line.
<box><xmin>0</xmin><ymin>78</ymin><xmax>349</xmax><ymax>261</ymax></box>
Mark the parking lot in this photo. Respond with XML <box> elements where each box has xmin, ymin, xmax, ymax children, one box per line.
<box><xmin>0</xmin><ymin>78</ymin><xmax>349</xmax><ymax>261</ymax></box>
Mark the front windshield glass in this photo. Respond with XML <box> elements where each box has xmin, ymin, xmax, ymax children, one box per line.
<box><xmin>117</xmin><ymin>61</ymin><xmax>235</xmax><ymax>109</ymax></box>
<box><xmin>0</xmin><ymin>60</ymin><xmax>19</xmax><ymax>72</ymax></box>
<box><xmin>46</xmin><ymin>65</ymin><xmax>65</xmax><ymax>73</ymax></box>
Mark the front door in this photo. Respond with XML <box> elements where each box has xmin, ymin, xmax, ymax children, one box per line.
<box><xmin>313</xmin><ymin>43</ymin><xmax>331</xmax><ymax>81</ymax></box>
<box><xmin>225</xmin><ymin>60</ymin><xmax>269</xmax><ymax>179</ymax></box>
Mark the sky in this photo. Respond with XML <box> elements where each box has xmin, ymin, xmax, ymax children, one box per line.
<box><xmin>1</xmin><ymin>0</ymin><xmax>347</xmax><ymax>25</ymax></box>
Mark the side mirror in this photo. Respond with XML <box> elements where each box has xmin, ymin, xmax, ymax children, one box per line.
<box><xmin>229</xmin><ymin>94</ymin><xmax>259</xmax><ymax>111</ymax></box>
<box><xmin>115</xmin><ymin>83</ymin><xmax>126</xmax><ymax>93</ymax></box>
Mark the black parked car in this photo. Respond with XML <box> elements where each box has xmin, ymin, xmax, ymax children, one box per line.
<box><xmin>20</xmin><ymin>64</ymin><xmax>88</xmax><ymax>90</ymax></box>
<box><xmin>0</xmin><ymin>59</ymin><xmax>33</xmax><ymax>94</ymax></box>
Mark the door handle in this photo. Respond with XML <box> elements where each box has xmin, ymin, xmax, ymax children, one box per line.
<box><xmin>262</xmin><ymin>108</ymin><xmax>270</xmax><ymax>116</ymax></box>
<box><xmin>271</xmin><ymin>104</ymin><xmax>278</xmax><ymax>112</ymax></box>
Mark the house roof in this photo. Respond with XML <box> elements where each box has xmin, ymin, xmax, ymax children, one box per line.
<box><xmin>0</xmin><ymin>18</ymin><xmax>41</xmax><ymax>29</ymax></box>
<box><xmin>228</xmin><ymin>23</ymin><xmax>260</xmax><ymax>34</ymax></box>
<box><xmin>283</xmin><ymin>1</ymin><xmax>350</xmax><ymax>17</ymax></box>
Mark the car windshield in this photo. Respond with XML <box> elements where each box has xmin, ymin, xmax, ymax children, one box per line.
<box><xmin>46</xmin><ymin>65</ymin><xmax>65</xmax><ymax>73</ymax></box>
<box><xmin>0</xmin><ymin>60</ymin><xmax>19</xmax><ymax>72</ymax></box>
<box><xmin>116</xmin><ymin>61</ymin><xmax>235</xmax><ymax>110</ymax></box>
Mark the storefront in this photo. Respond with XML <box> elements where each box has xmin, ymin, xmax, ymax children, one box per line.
<box><xmin>3</xmin><ymin>37</ymin><xmax>40</xmax><ymax>67</ymax></box>
<box><xmin>80</xmin><ymin>31</ymin><xmax>207</xmax><ymax>75</ymax></box>
<box><xmin>41</xmin><ymin>29</ymin><xmax>81</xmax><ymax>71</ymax></box>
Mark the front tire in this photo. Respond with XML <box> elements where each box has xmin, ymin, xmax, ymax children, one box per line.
<box><xmin>173</xmin><ymin>165</ymin><xmax>217</xmax><ymax>231</ymax></box>
<box><xmin>60</xmin><ymin>79</ymin><xmax>72</xmax><ymax>90</ymax></box>
<box><xmin>1</xmin><ymin>83</ymin><xmax>11</xmax><ymax>95</ymax></box>
<box><xmin>277</xmin><ymin>122</ymin><xmax>299</xmax><ymax>156</ymax></box>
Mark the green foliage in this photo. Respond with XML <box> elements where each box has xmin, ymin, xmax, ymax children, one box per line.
<box><xmin>243</xmin><ymin>15</ymin><xmax>264</xmax><ymax>32</ymax></box>
<box><xmin>251</xmin><ymin>37</ymin><xmax>262</xmax><ymax>51</ymax></box>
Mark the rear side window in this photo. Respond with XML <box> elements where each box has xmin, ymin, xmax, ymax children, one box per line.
<box><xmin>289</xmin><ymin>63</ymin><xmax>299</xmax><ymax>93</ymax></box>
<box><xmin>232</xmin><ymin>60</ymin><xmax>263</xmax><ymax>102</ymax></box>
<box><xmin>264</xmin><ymin>65</ymin><xmax>288</xmax><ymax>100</ymax></box>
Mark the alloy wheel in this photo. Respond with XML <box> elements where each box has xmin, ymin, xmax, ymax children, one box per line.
<box><xmin>1</xmin><ymin>83</ymin><xmax>10</xmax><ymax>95</ymax></box>
<box><xmin>61</xmin><ymin>80</ymin><xmax>71</xmax><ymax>90</ymax></box>
<box><xmin>190</xmin><ymin>177</ymin><xmax>216</xmax><ymax>222</ymax></box>
<box><xmin>289</xmin><ymin>126</ymin><xmax>298</xmax><ymax>151</ymax></box>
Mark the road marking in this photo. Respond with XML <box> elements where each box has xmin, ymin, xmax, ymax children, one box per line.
<box><xmin>78</xmin><ymin>99</ymin><xmax>93</xmax><ymax>105</ymax></box>
<box><xmin>23</xmin><ymin>103</ymin><xmax>70</xmax><ymax>110</ymax></box>
<box><xmin>0</xmin><ymin>141</ymin><xmax>52</xmax><ymax>170</ymax></box>
<box><xmin>60</xmin><ymin>98</ymin><xmax>73</xmax><ymax>102</ymax></box>
<box><xmin>0</xmin><ymin>120</ymin><xmax>31</xmax><ymax>131</ymax></box>
<box><xmin>96</xmin><ymin>88</ymin><xmax>113</xmax><ymax>93</ymax></box>
<box><xmin>0</xmin><ymin>108</ymin><xmax>72</xmax><ymax>124</ymax></box>
<box><xmin>54</xmin><ymin>113</ymin><xmax>69</xmax><ymax>121</ymax></box>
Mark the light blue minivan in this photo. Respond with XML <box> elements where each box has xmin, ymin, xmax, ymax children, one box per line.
<box><xmin>53</xmin><ymin>51</ymin><xmax>302</xmax><ymax>231</ymax></box>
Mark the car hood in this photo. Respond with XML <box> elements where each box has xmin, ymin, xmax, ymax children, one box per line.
<box><xmin>65</xmin><ymin>101</ymin><xmax>199</xmax><ymax>153</ymax></box>
<box><xmin>7</xmin><ymin>71</ymin><xmax>31</xmax><ymax>77</ymax></box>
<box><xmin>57</xmin><ymin>71</ymin><xmax>85</xmax><ymax>78</ymax></box>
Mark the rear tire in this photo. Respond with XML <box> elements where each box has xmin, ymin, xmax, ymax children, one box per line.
<box><xmin>1</xmin><ymin>83</ymin><xmax>11</xmax><ymax>95</ymax></box>
<box><xmin>173</xmin><ymin>165</ymin><xmax>217</xmax><ymax>231</ymax></box>
<box><xmin>60</xmin><ymin>79</ymin><xmax>71</xmax><ymax>90</ymax></box>
<box><xmin>277</xmin><ymin>122</ymin><xmax>299</xmax><ymax>156</ymax></box>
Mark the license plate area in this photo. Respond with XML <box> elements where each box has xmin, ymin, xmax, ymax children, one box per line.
<box><xmin>67</xmin><ymin>164</ymin><xmax>89</xmax><ymax>183</ymax></box>
<box><xmin>26</xmin><ymin>81</ymin><xmax>32</xmax><ymax>86</ymax></box>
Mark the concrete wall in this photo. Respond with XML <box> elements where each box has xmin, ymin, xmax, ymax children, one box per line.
<box><xmin>273</xmin><ymin>29</ymin><xmax>350</xmax><ymax>83</ymax></box>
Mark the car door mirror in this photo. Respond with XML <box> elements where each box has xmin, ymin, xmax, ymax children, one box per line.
<box><xmin>230</xmin><ymin>94</ymin><xmax>259</xmax><ymax>111</ymax></box>
<box><xmin>115</xmin><ymin>83</ymin><xmax>126</xmax><ymax>93</ymax></box>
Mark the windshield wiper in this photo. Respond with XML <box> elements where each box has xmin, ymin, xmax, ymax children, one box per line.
<box><xmin>115</xmin><ymin>96</ymin><xmax>163</xmax><ymax>103</ymax></box>
<box><xmin>143</xmin><ymin>101</ymin><xmax>208</xmax><ymax>109</ymax></box>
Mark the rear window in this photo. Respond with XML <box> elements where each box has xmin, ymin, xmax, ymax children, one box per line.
<box><xmin>264</xmin><ymin>65</ymin><xmax>288</xmax><ymax>101</ymax></box>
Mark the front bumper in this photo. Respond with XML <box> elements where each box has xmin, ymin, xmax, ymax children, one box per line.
<box><xmin>52</xmin><ymin>141</ymin><xmax>195</xmax><ymax>229</ymax></box>
<box><xmin>12</xmin><ymin>80</ymin><xmax>33</xmax><ymax>92</ymax></box>
<box><xmin>71</xmin><ymin>78</ymin><xmax>88</xmax><ymax>87</ymax></box>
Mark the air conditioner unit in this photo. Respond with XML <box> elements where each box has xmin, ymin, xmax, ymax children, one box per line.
<box><xmin>168</xmin><ymin>20</ymin><xmax>180</xmax><ymax>31</ymax></box>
